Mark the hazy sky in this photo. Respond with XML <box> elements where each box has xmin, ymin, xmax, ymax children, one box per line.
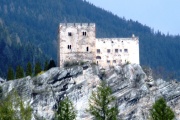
<box><xmin>86</xmin><ymin>0</ymin><xmax>180</xmax><ymax>35</ymax></box>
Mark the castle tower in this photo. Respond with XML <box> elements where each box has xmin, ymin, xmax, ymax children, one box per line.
<box><xmin>58</xmin><ymin>23</ymin><xmax>96</xmax><ymax>67</ymax></box>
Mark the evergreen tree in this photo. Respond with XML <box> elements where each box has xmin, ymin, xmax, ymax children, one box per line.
<box><xmin>19</xmin><ymin>99</ymin><xmax>32</xmax><ymax>120</ymax></box>
<box><xmin>0</xmin><ymin>94</ymin><xmax>16</xmax><ymax>120</ymax></box>
<box><xmin>7</xmin><ymin>67</ymin><xmax>14</xmax><ymax>80</ymax></box>
<box><xmin>35</xmin><ymin>62</ymin><xmax>42</xmax><ymax>75</ymax></box>
<box><xmin>44</xmin><ymin>60</ymin><xmax>49</xmax><ymax>71</ymax></box>
<box><xmin>16</xmin><ymin>65</ymin><xmax>24</xmax><ymax>79</ymax></box>
<box><xmin>150</xmin><ymin>97</ymin><xmax>175</xmax><ymax>120</ymax></box>
<box><xmin>87</xmin><ymin>82</ymin><xmax>119</xmax><ymax>120</ymax></box>
<box><xmin>56</xmin><ymin>97</ymin><xmax>76</xmax><ymax>120</ymax></box>
<box><xmin>48</xmin><ymin>59</ymin><xmax>56</xmax><ymax>70</ymax></box>
<box><xmin>26</xmin><ymin>62</ymin><xmax>32</xmax><ymax>76</ymax></box>
<box><xmin>0</xmin><ymin>90</ymin><xmax>32</xmax><ymax>120</ymax></box>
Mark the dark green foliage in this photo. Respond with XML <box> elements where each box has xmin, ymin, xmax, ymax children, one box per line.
<box><xmin>56</xmin><ymin>97</ymin><xmax>76</xmax><ymax>120</ymax></box>
<box><xmin>0</xmin><ymin>91</ymin><xmax>32</xmax><ymax>120</ymax></box>
<box><xmin>44</xmin><ymin>60</ymin><xmax>49</xmax><ymax>71</ymax></box>
<box><xmin>7</xmin><ymin>67</ymin><xmax>14</xmax><ymax>80</ymax></box>
<box><xmin>0</xmin><ymin>23</ymin><xmax>47</xmax><ymax>78</ymax></box>
<box><xmin>0</xmin><ymin>95</ymin><xmax>16</xmax><ymax>120</ymax></box>
<box><xmin>47</xmin><ymin>60</ymin><xmax>56</xmax><ymax>70</ymax></box>
<box><xmin>26</xmin><ymin>62</ymin><xmax>32</xmax><ymax>76</ymax></box>
<box><xmin>16</xmin><ymin>65</ymin><xmax>24</xmax><ymax>79</ymax></box>
<box><xmin>35</xmin><ymin>62</ymin><xmax>42</xmax><ymax>75</ymax></box>
<box><xmin>150</xmin><ymin>97</ymin><xmax>175</xmax><ymax>120</ymax></box>
<box><xmin>87</xmin><ymin>82</ymin><xmax>119</xmax><ymax>120</ymax></box>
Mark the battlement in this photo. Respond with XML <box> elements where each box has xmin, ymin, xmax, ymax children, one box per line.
<box><xmin>97</xmin><ymin>37</ymin><xmax>139</xmax><ymax>42</ymax></box>
<box><xmin>60</xmin><ymin>23</ymin><xmax>95</xmax><ymax>27</ymax></box>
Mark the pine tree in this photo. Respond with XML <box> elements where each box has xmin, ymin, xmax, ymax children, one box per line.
<box><xmin>150</xmin><ymin>97</ymin><xmax>175</xmax><ymax>120</ymax></box>
<box><xmin>87</xmin><ymin>82</ymin><xmax>119</xmax><ymax>120</ymax></box>
<box><xmin>7</xmin><ymin>67</ymin><xmax>14</xmax><ymax>80</ymax></box>
<box><xmin>16</xmin><ymin>65</ymin><xmax>24</xmax><ymax>79</ymax></box>
<box><xmin>26</xmin><ymin>62</ymin><xmax>32</xmax><ymax>76</ymax></box>
<box><xmin>35</xmin><ymin>62</ymin><xmax>42</xmax><ymax>75</ymax></box>
<box><xmin>44</xmin><ymin>60</ymin><xmax>49</xmax><ymax>71</ymax></box>
<box><xmin>56</xmin><ymin>97</ymin><xmax>76</xmax><ymax>120</ymax></box>
<box><xmin>48</xmin><ymin>60</ymin><xmax>56</xmax><ymax>70</ymax></box>
<box><xmin>0</xmin><ymin>91</ymin><xmax>32</xmax><ymax>120</ymax></box>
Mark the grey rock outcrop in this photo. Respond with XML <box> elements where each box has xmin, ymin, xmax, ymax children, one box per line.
<box><xmin>1</xmin><ymin>64</ymin><xmax>180</xmax><ymax>120</ymax></box>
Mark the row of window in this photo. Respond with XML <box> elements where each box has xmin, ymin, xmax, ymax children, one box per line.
<box><xmin>67</xmin><ymin>45</ymin><xmax>89</xmax><ymax>52</ymax></box>
<box><xmin>68</xmin><ymin>32</ymin><xmax>87</xmax><ymax>36</ymax></box>
<box><xmin>107</xmin><ymin>60</ymin><xmax>117</xmax><ymax>63</ymax></box>
<box><xmin>97</xmin><ymin>49</ymin><xmax>128</xmax><ymax>53</ymax></box>
<box><xmin>67</xmin><ymin>47</ymin><xmax>128</xmax><ymax>53</ymax></box>
<box><xmin>96</xmin><ymin>56</ymin><xmax>124</xmax><ymax>63</ymax></box>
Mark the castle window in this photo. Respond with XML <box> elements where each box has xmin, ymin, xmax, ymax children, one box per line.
<box><xmin>97</xmin><ymin>49</ymin><xmax>100</xmax><ymax>53</ymax></box>
<box><xmin>124</xmin><ymin>49</ymin><xmax>128</xmax><ymax>53</ymax></box>
<box><xmin>115</xmin><ymin>49</ymin><xmax>118</xmax><ymax>53</ymax></box>
<box><xmin>87</xmin><ymin>47</ymin><xmax>89</xmax><ymax>52</ymax></box>
<box><xmin>96</xmin><ymin>56</ymin><xmax>101</xmax><ymax>59</ymax></box>
<box><xmin>113</xmin><ymin>60</ymin><xmax>116</xmax><ymax>63</ymax></box>
<box><xmin>68</xmin><ymin>45</ymin><xmax>69</xmax><ymax>49</ymax></box>
<box><xmin>83</xmin><ymin>32</ymin><xmax>87</xmax><ymax>36</ymax></box>
<box><xmin>107</xmin><ymin>49</ymin><xmax>111</xmax><ymax>53</ymax></box>
<box><xmin>107</xmin><ymin>60</ymin><xmax>110</xmax><ymax>63</ymax></box>
<box><xmin>69</xmin><ymin>45</ymin><xmax>71</xmax><ymax>49</ymax></box>
<box><xmin>68</xmin><ymin>32</ymin><xmax>72</xmax><ymax>36</ymax></box>
<box><xmin>120</xmin><ymin>49</ymin><xmax>122</xmax><ymax>52</ymax></box>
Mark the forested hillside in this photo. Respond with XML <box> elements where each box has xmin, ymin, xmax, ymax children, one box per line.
<box><xmin>0</xmin><ymin>23</ymin><xmax>47</xmax><ymax>77</ymax></box>
<box><xmin>0</xmin><ymin>0</ymin><xmax>180</xmax><ymax>79</ymax></box>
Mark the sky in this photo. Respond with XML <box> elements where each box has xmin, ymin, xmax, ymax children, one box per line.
<box><xmin>86</xmin><ymin>0</ymin><xmax>180</xmax><ymax>35</ymax></box>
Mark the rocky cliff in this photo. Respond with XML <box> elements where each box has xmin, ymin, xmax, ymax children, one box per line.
<box><xmin>1</xmin><ymin>64</ymin><xmax>180</xmax><ymax>120</ymax></box>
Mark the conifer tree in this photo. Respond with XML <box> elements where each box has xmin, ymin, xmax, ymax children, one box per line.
<box><xmin>0</xmin><ymin>90</ymin><xmax>32</xmax><ymax>120</ymax></box>
<box><xmin>87</xmin><ymin>82</ymin><xmax>119</xmax><ymax>120</ymax></box>
<box><xmin>150</xmin><ymin>97</ymin><xmax>175</xmax><ymax>120</ymax></box>
<box><xmin>26</xmin><ymin>62</ymin><xmax>32</xmax><ymax>76</ymax></box>
<box><xmin>16</xmin><ymin>65</ymin><xmax>24</xmax><ymax>79</ymax></box>
<box><xmin>44</xmin><ymin>60</ymin><xmax>49</xmax><ymax>71</ymax></box>
<box><xmin>48</xmin><ymin>59</ymin><xmax>56</xmax><ymax>70</ymax></box>
<box><xmin>35</xmin><ymin>62</ymin><xmax>42</xmax><ymax>75</ymax></box>
<box><xmin>7</xmin><ymin>67</ymin><xmax>14</xmax><ymax>80</ymax></box>
<box><xmin>56</xmin><ymin>97</ymin><xmax>76</xmax><ymax>120</ymax></box>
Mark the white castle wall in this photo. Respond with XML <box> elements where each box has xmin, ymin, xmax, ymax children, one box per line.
<box><xmin>58</xmin><ymin>23</ymin><xmax>139</xmax><ymax>68</ymax></box>
<box><xmin>96</xmin><ymin>37</ymin><xmax>139</xmax><ymax>68</ymax></box>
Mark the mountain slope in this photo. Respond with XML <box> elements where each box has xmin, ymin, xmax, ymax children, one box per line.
<box><xmin>0</xmin><ymin>0</ymin><xmax>180</xmax><ymax>78</ymax></box>
<box><xmin>0</xmin><ymin>23</ymin><xmax>47</xmax><ymax>77</ymax></box>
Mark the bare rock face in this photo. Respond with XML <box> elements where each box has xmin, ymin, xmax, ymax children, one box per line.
<box><xmin>1</xmin><ymin>64</ymin><xmax>180</xmax><ymax>120</ymax></box>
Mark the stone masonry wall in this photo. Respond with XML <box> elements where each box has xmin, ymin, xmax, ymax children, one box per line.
<box><xmin>58</xmin><ymin>23</ymin><xmax>96</xmax><ymax>67</ymax></box>
<box><xmin>58</xmin><ymin>23</ymin><xmax>139</xmax><ymax>68</ymax></box>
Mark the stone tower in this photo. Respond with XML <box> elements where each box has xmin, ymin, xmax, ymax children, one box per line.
<box><xmin>58</xmin><ymin>23</ymin><xmax>96</xmax><ymax>67</ymax></box>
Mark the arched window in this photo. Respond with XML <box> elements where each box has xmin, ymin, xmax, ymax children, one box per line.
<box><xmin>87</xmin><ymin>47</ymin><xmax>89</xmax><ymax>52</ymax></box>
<box><xmin>67</xmin><ymin>45</ymin><xmax>69</xmax><ymax>49</ymax></box>
<box><xmin>83</xmin><ymin>32</ymin><xmax>87</xmax><ymax>36</ymax></box>
<box><xmin>96</xmin><ymin>56</ymin><xmax>101</xmax><ymax>59</ymax></box>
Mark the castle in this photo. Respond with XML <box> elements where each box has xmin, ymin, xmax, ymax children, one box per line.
<box><xmin>58</xmin><ymin>23</ymin><xmax>139</xmax><ymax>68</ymax></box>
